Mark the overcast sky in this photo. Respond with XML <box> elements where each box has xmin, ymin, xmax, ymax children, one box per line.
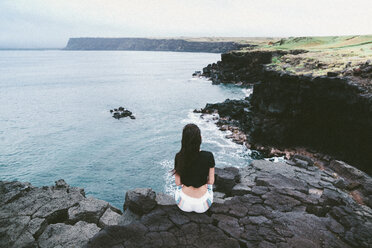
<box><xmin>0</xmin><ymin>0</ymin><xmax>371</xmax><ymax>48</ymax></box>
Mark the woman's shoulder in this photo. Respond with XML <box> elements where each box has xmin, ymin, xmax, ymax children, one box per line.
<box><xmin>200</xmin><ymin>150</ymin><xmax>215</xmax><ymax>167</ymax></box>
<box><xmin>200</xmin><ymin>150</ymin><xmax>214</xmax><ymax>157</ymax></box>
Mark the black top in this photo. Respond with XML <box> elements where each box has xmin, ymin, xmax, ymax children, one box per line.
<box><xmin>179</xmin><ymin>150</ymin><xmax>215</xmax><ymax>188</ymax></box>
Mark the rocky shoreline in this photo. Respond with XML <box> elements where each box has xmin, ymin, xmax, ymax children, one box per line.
<box><xmin>200</xmin><ymin>49</ymin><xmax>372</xmax><ymax>176</ymax></box>
<box><xmin>2</xmin><ymin>157</ymin><xmax>371</xmax><ymax>247</ymax></box>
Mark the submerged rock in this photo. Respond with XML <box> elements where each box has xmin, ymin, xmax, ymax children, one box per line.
<box><xmin>110</xmin><ymin>106</ymin><xmax>135</xmax><ymax>120</ymax></box>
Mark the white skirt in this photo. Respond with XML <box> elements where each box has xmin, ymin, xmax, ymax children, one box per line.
<box><xmin>174</xmin><ymin>184</ymin><xmax>213</xmax><ymax>213</ymax></box>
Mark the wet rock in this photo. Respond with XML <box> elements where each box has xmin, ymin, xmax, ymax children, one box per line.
<box><xmin>110</xmin><ymin>106</ymin><xmax>135</xmax><ymax>120</ymax></box>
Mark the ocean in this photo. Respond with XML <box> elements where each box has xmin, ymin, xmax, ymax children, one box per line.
<box><xmin>0</xmin><ymin>50</ymin><xmax>252</xmax><ymax>208</ymax></box>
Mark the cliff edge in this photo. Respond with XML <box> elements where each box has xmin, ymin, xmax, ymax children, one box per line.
<box><xmin>87</xmin><ymin>159</ymin><xmax>372</xmax><ymax>248</ymax></box>
<box><xmin>2</xmin><ymin>159</ymin><xmax>371</xmax><ymax>247</ymax></box>
<box><xmin>201</xmin><ymin>38</ymin><xmax>372</xmax><ymax>176</ymax></box>
<box><xmin>64</xmin><ymin>38</ymin><xmax>252</xmax><ymax>53</ymax></box>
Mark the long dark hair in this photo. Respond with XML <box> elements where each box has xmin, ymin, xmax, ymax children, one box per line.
<box><xmin>173</xmin><ymin>123</ymin><xmax>201</xmax><ymax>176</ymax></box>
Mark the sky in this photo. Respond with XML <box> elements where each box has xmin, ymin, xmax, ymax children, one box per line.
<box><xmin>0</xmin><ymin>0</ymin><xmax>371</xmax><ymax>48</ymax></box>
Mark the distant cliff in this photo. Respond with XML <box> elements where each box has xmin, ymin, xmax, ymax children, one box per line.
<box><xmin>64</xmin><ymin>38</ymin><xmax>250</xmax><ymax>53</ymax></box>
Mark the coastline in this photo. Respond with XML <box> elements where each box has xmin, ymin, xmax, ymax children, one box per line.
<box><xmin>199</xmin><ymin>48</ymin><xmax>372</xmax><ymax>176</ymax></box>
<box><xmin>2</xmin><ymin>37</ymin><xmax>372</xmax><ymax>247</ymax></box>
<box><xmin>63</xmin><ymin>37</ymin><xmax>253</xmax><ymax>53</ymax></box>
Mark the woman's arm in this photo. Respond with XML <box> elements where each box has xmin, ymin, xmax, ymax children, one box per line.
<box><xmin>175</xmin><ymin>173</ymin><xmax>182</xmax><ymax>186</ymax></box>
<box><xmin>207</xmin><ymin>167</ymin><xmax>215</xmax><ymax>185</ymax></box>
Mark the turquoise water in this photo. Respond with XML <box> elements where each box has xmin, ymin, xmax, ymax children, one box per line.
<box><xmin>0</xmin><ymin>50</ymin><xmax>251</xmax><ymax>208</ymax></box>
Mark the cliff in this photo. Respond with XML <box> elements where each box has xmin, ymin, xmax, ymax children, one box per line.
<box><xmin>3</xmin><ymin>158</ymin><xmax>371</xmax><ymax>247</ymax></box>
<box><xmin>64</xmin><ymin>38</ymin><xmax>252</xmax><ymax>53</ymax></box>
<box><xmin>201</xmin><ymin>49</ymin><xmax>372</xmax><ymax>176</ymax></box>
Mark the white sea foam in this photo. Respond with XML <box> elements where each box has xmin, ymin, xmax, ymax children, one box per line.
<box><xmin>264</xmin><ymin>156</ymin><xmax>286</xmax><ymax>163</ymax></box>
<box><xmin>182</xmin><ymin>110</ymin><xmax>251</xmax><ymax>163</ymax></box>
<box><xmin>159</xmin><ymin>159</ymin><xmax>176</xmax><ymax>196</ymax></box>
<box><xmin>242</xmin><ymin>87</ymin><xmax>253</xmax><ymax>97</ymax></box>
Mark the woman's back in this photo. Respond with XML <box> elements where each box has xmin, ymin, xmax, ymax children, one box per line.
<box><xmin>180</xmin><ymin>150</ymin><xmax>215</xmax><ymax>188</ymax></box>
<box><xmin>173</xmin><ymin>124</ymin><xmax>215</xmax><ymax>213</ymax></box>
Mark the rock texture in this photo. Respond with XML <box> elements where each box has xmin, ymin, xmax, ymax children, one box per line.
<box><xmin>87</xmin><ymin>159</ymin><xmax>372</xmax><ymax>248</ymax></box>
<box><xmin>0</xmin><ymin>179</ymin><xmax>122</xmax><ymax>248</ymax></box>
<box><xmin>64</xmin><ymin>38</ymin><xmax>252</xmax><ymax>53</ymax></box>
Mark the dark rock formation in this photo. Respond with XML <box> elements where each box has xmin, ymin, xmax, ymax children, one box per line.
<box><xmin>87</xmin><ymin>160</ymin><xmax>372</xmax><ymax>248</ymax></box>
<box><xmin>202</xmin><ymin>50</ymin><xmax>306</xmax><ymax>85</ymax></box>
<box><xmin>124</xmin><ymin>188</ymin><xmax>157</xmax><ymax>215</ymax></box>
<box><xmin>200</xmin><ymin>50</ymin><xmax>372</xmax><ymax>176</ymax></box>
<box><xmin>249</xmin><ymin>69</ymin><xmax>372</xmax><ymax>175</ymax></box>
<box><xmin>0</xmin><ymin>179</ymin><xmax>122</xmax><ymax>248</ymax></box>
<box><xmin>110</xmin><ymin>107</ymin><xmax>135</xmax><ymax>120</ymax></box>
<box><xmin>2</xmin><ymin>159</ymin><xmax>371</xmax><ymax>247</ymax></box>
<box><xmin>64</xmin><ymin>38</ymin><xmax>253</xmax><ymax>53</ymax></box>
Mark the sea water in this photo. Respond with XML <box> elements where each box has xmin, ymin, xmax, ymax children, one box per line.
<box><xmin>0</xmin><ymin>50</ymin><xmax>252</xmax><ymax>208</ymax></box>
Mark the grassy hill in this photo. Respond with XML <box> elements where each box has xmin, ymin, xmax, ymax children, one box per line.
<box><xmin>245</xmin><ymin>35</ymin><xmax>372</xmax><ymax>81</ymax></box>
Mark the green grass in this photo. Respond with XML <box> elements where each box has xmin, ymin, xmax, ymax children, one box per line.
<box><xmin>265</xmin><ymin>35</ymin><xmax>372</xmax><ymax>52</ymax></box>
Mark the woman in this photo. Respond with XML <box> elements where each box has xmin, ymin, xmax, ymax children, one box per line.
<box><xmin>173</xmin><ymin>123</ymin><xmax>215</xmax><ymax>213</ymax></box>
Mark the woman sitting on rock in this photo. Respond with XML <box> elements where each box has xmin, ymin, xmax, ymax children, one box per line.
<box><xmin>173</xmin><ymin>123</ymin><xmax>215</xmax><ymax>213</ymax></box>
